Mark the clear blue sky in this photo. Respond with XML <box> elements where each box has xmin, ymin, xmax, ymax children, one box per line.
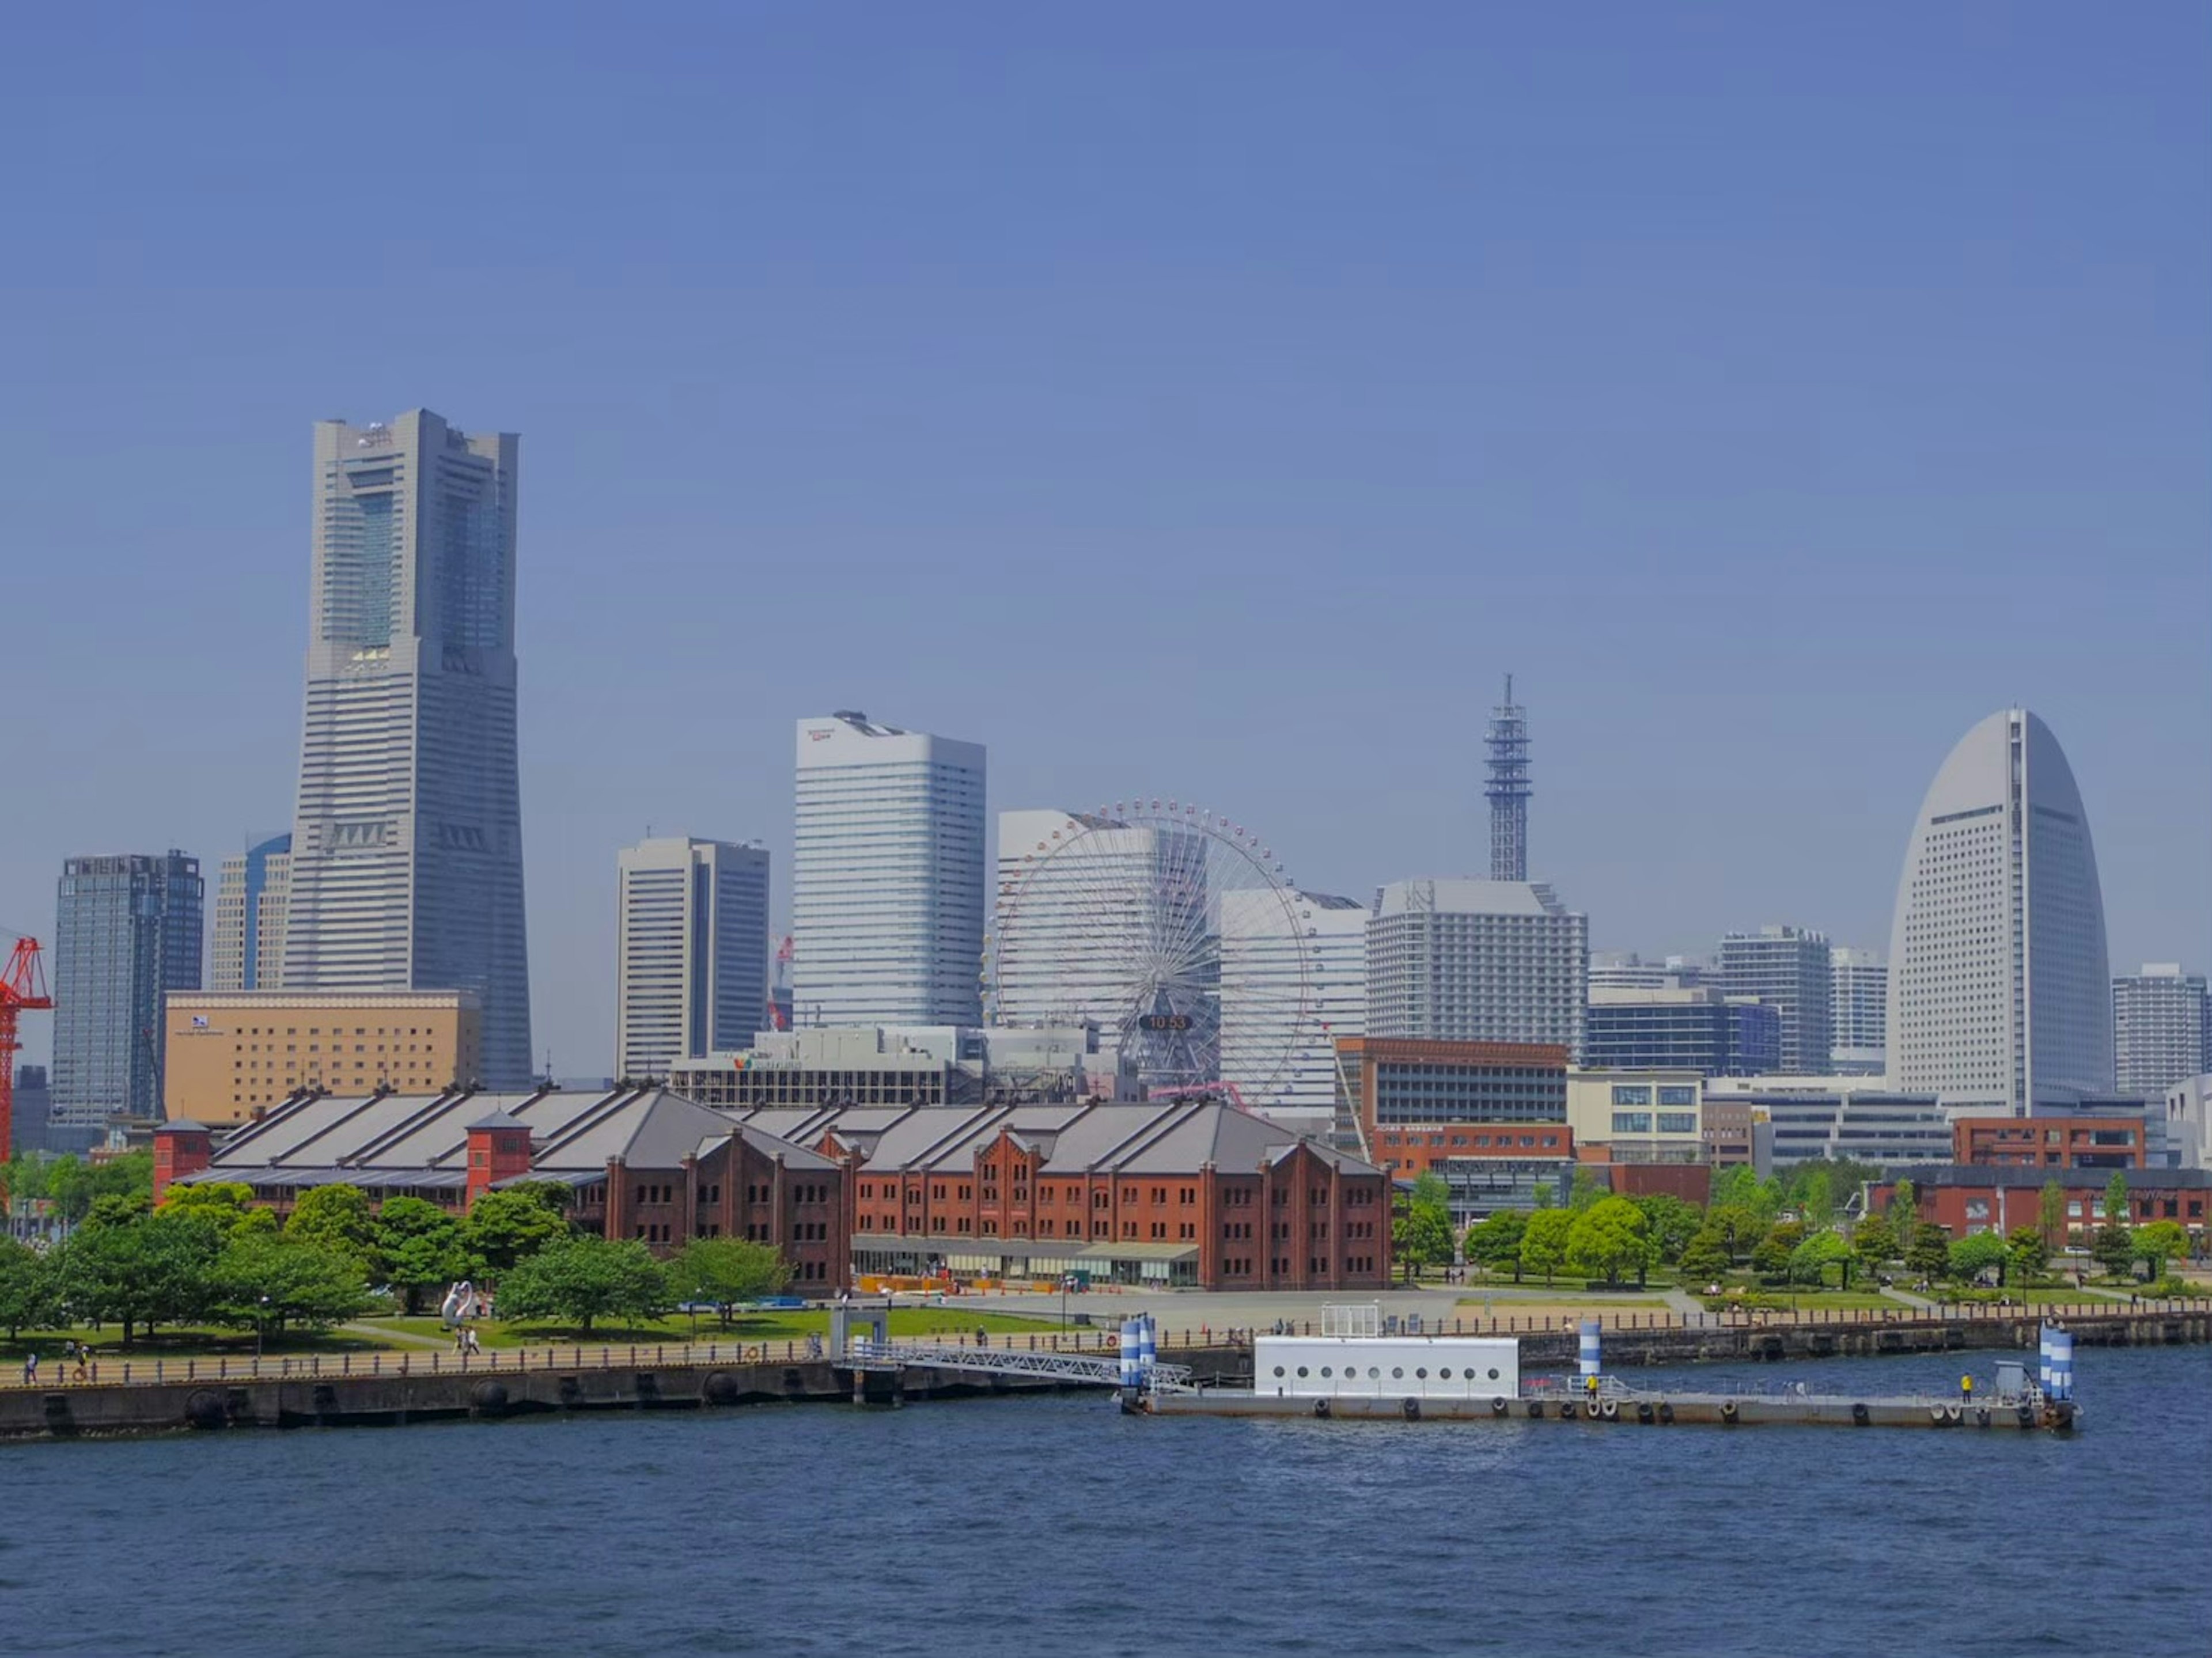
<box><xmin>4</xmin><ymin>3</ymin><xmax>2206</xmax><ymax>1075</ymax></box>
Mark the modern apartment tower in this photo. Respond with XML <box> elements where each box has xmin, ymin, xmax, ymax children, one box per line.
<box><xmin>791</xmin><ymin>712</ymin><xmax>984</xmax><ymax>1027</ymax></box>
<box><xmin>1366</xmin><ymin>878</ymin><xmax>1586</xmax><ymax>1057</ymax></box>
<box><xmin>280</xmin><ymin>411</ymin><xmax>532</xmax><ymax>1086</ymax></box>
<box><xmin>1886</xmin><ymin>708</ymin><xmax>2113</xmax><ymax>1113</ymax></box>
<box><xmin>1221</xmin><ymin>888</ymin><xmax>1369</xmax><ymax>1128</ymax></box>
<box><xmin>1484</xmin><ymin>674</ymin><xmax>1529</xmax><ymax>883</ymax></box>
<box><xmin>615</xmin><ymin>837</ymin><xmax>771</xmax><ymax>1082</ymax></box>
<box><xmin>1717</xmin><ymin>925</ymin><xmax>1834</xmax><ymax>1075</ymax></box>
<box><xmin>1829</xmin><ymin>947</ymin><xmax>1888</xmax><ymax>1076</ymax></box>
<box><xmin>2113</xmin><ymin>964</ymin><xmax>2208</xmax><ymax>1099</ymax></box>
<box><xmin>209</xmin><ymin>833</ymin><xmax>292</xmax><ymax>992</ymax></box>
<box><xmin>50</xmin><ymin>851</ymin><xmax>203</xmax><ymax>1136</ymax></box>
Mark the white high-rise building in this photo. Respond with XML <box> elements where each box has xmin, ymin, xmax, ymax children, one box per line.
<box><xmin>1589</xmin><ymin>952</ymin><xmax>1711</xmax><ymax>992</ymax></box>
<box><xmin>791</xmin><ymin>712</ymin><xmax>984</xmax><ymax>1027</ymax></box>
<box><xmin>281</xmin><ymin>410</ymin><xmax>532</xmax><ymax>1086</ymax></box>
<box><xmin>1366</xmin><ymin>878</ymin><xmax>1586</xmax><ymax>1056</ymax></box>
<box><xmin>2113</xmin><ymin>964</ymin><xmax>2208</xmax><ymax>1099</ymax></box>
<box><xmin>1222</xmin><ymin>889</ymin><xmax>1367</xmax><ymax>1129</ymax></box>
<box><xmin>1828</xmin><ymin>947</ymin><xmax>1887</xmax><ymax>1076</ymax></box>
<box><xmin>209</xmin><ymin>834</ymin><xmax>291</xmax><ymax>992</ymax></box>
<box><xmin>1717</xmin><ymin>925</ymin><xmax>1833</xmax><ymax>1075</ymax></box>
<box><xmin>615</xmin><ymin>838</ymin><xmax>770</xmax><ymax>1082</ymax></box>
<box><xmin>1886</xmin><ymin>707</ymin><xmax>2113</xmax><ymax>1113</ymax></box>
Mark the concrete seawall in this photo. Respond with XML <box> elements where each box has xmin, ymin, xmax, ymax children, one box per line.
<box><xmin>1</xmin><ymin>1305</ymin><xmax>2202</xmax><ymax>1443</ymax></box>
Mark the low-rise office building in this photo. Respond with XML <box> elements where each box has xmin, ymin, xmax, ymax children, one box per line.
<box><xmin>1870</xmin><ymin>1165</ymin><xmax>2212</xmax><ymax>1241</ymax></box>
<box><xmin>1584</xmin><ymin>989</ymin><xmax>1779</xmax><ymax>1077</ymax></box>
<box><xmin>153</xmin><ymin>1083</ymin><xmax>849</xmax><ymax>1287</ymax></box>
<box><xmin>1702</xmin><ymin>1082</ymin><xmax>1952</xmax><ymax>1170</ymax></box>
<box><xmin>162</xmin><ymin>990</ymin><xmax>483</xmax><ymax>1124</ymax></box>
<box><xmin>1566</xmin><ymin>1069</ymin><xmax>1705</xmax><ymax>1165</ymax></box>
<box><xmin>1952</xmin><ymin>1115</ymin><xmax>2146</xmax><ymax>1170</ymax></box>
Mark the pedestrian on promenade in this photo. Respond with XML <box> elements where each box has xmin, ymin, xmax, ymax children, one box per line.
<box><xmin>22</xmin><ymin>1350</ymin><xmax>37</xmax><ymax>1385</ymax></box>
<box><xmin>71</xmin><ymin>1347</ymin><xmax>87</xmax><ymax>1383</ymax></box>
<box><xmin>462</xmin><ymin>1327</ymin><xmax>482</xmax><ymax>1357</ymax></box>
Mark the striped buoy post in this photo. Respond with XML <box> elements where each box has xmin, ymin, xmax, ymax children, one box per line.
<box><xmin>1138</xmin><ymin>1314</ymin><xmax>1158</xmax><ymax>1378</ymax></box>
<box><xmin>1119</xmin><ymin>1319</ymin><xmax>1141</xmax><ymax>1391</ymax></box>
<box><xmin>2046</xmin><ymin>1329</ymin><xmax>2073</xmax><ymax>1402</ymax></box>
<box><xmin>2037</xmin><ymin>1324</ymin><xmax>2056</xmax><ymax>1395</ymax></box>
<box><xmin>1579</xmin><ymin>1320</ymin><xmax>1602</xmax><ymax>1382</ymax></box>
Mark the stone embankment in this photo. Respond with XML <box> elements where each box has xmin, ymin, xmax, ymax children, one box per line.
<box><xmin>0</xmin><ymin>1302</ymin><xmax>2200</xmax><ymax>1442</ymax></box>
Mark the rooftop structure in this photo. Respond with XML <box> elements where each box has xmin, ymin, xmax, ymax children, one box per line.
<box><xmin>1484</xmin><ymin>674</ymin><xmax>1529</xmax><ymax>883</ymax></box>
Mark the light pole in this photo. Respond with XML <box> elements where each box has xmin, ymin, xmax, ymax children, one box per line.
<box><xmin>256</xmin><ymin>1295</ymin><xmax>271</xmax><ymax>1361</ymax></box>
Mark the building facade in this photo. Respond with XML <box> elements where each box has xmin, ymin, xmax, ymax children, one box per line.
<box><xmin>1222</xmin><ymin>888</ymin><xmax>1367</xmax><ymax>1130</ymax></box>
<box><xmin>615</xmin><ymin>837</ymin><xmax>770</xmax><ymax>1082</ymax></box>
<box><xmin>1886</xmin><ymin>707</ymin><xmax>2113</xmax><ymax>1113</ymax></box>
<box><xmin>2113</xmin><ymin>964</ymin><xmax>2208</xmax><ymax>1100</ymax></box>
<box><xmin>209</xmin><ymin>834</ymin><xmax>292</xmax><ymax>992</ymax></box>
<box><xmin>1584</xmin><ymin>987</ymin><xmax>1780</xmax><ymax>1076</ymax></box>
<box><xmin>1828</xmin><ymin>947</ymin><xmax>1887</xmax><ymax>1076</ymax></box>
<box><xmin>161</xmin><ymin>989</ymin><xmax>482</xmax><ymax>1124</ymax></box>
<box><xmin>281</xmin><ymin>411</ymin><xmax>532</xmax><ymax>1086</ymax></box>
<box><xmin>9</xmin><ymin>1064</ymin><xmax>51</xmax><ymax>1157</ymax></box>
<box><xmin>51</xmin><ymin>852</ymin><xmax>203</xmax><ymax>1136</ymax></box>
<box><xmin>1702</xmin><ymin>1083</ymin><xmax>1951</xmax><ymax>1171</ymax></box>
<box><xmin>1869</xmin><ymin>1166</ymin><xmax>2212</xmax><ymax>1242</ymax></box>
<box><xmin>1565</xmin><ymin>1069</ymin><xmax>1705</xmax><ymax>1165</ymax></box>
<box><xmin>1333</xmin><ymin>1037</ymin><xmax>1573</xmax><ymax>1221</ymax></box>
<box><xmin>1588</xmin><ymin>953</ymin><xmax>1713</xmax><ymax>992</ymax></box>
<box><xmin>1950</xmin><ymin>1114</ymin><xmax>2145</xmax><ymax>1170</ymax></box>
<box><xmin>792</xmin><ymin>712</ymin><xmax>984</xmax><ymax>1027</ymax></box>
<box><xmin>1717</xmin><ymin>925</ymin><xmax>1832</xmax><ymax>1075</ymax></box>
<box><xmin>1365</xmin><ymin>879</ymin><xmax>1586</xmax><ymax>1057</ymax></box>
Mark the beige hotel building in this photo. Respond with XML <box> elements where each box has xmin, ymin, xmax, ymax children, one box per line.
<box><xmin>162</xmin><ymin>990</ymin><xmax>483</xmax><ymax>1125</ymax></box>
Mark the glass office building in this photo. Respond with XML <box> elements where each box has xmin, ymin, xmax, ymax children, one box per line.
<box><xmin>51</xmin><ymin>851</ymin><xmax>203</xmax><ymax>1134</ymax></box>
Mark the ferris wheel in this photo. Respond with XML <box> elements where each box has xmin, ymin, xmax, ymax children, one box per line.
<box><xmin>983</xmin><ymin>800</ymin><xmax>1312</xmax><ymax>1098</ymax></box>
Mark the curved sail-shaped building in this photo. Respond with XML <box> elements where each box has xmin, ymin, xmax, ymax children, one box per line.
<box><xmin>1885</xmin><ymin>709</ymin><xmax>2112</xmax><ymax>1112</ymax></box>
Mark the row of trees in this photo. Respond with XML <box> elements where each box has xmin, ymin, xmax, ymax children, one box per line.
<box><xmin>0</xmin><ymin>1179</ymin><xmax>795</xmax><ymax>1345</ymax></box>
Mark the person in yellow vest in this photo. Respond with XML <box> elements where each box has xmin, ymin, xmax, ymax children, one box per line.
<box><xmin>1960</xmin><ymin>1372</ymin><xmax>1974</xmax><ymax>1405</ymax></box>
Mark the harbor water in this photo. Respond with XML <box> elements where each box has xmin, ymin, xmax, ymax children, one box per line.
<box><xmin>2</xmin><ymin>1346</ymin><xmax>2205</xmax><ymax>1657</ymax></box>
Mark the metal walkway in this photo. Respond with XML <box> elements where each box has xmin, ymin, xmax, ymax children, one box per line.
<box><xmin>844</xmin><ymin>1340</ymin><xmax>1193</xmax><ymax>1391</ymax></box>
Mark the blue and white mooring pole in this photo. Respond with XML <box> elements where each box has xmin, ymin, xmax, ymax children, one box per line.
<box><xmin>1579</xmin><ymin>1319</ymin><xmax>1602</xmax><ymax>1382</ymax></box>
<box><xmin>2040</xmin><ymin>1325</ymin><xmax>2073</xmax><ymax>1402</ymax></box>
<box><xmin>1119</xmin><ymin>1318</ymin><xmax>1142</xmax><ymax>1390</ymax></box>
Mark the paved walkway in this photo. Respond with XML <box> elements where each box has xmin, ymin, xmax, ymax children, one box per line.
<box><xmin>339</xmin><ymin>1321</ymin><xmax>450</xmax><ymax>1349</ymax></box>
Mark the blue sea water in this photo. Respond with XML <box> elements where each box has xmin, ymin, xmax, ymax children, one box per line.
<box><xmin>1</xmin><ymin>1345</ymin><xmax>2205</xmax><ymax>1657</ymax></box>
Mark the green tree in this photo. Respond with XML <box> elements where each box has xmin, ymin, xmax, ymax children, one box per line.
<box><xmin>1463</xmin><ymin>1209</ymin><xmax>1528</xmax><ymax>1281</ymax></box>
<box><xmin>82</xmin><ymin>1192</ymin><xmax>152</xmax><ymax>1231</ymax></box>
<box><xmin>43</xmin><ymin>1156</ymin><xmax>94</xmax><ymax>1228</ymax></box>
<box><xmin>496</xmin><ymin>1236</ymin><xmax>668</xmax><ymax>1333</ymax></box>
<box><xmin>2104</xmin><ymin>1171</ymin><xmax>2131</xmax><ymax>1234</ymax></box>
<box><xmin>57</xmin><ymin>1211</ymin><xmax>222</xmax><ymax>1344</ymax></box>
<box><xmin>2132</xmin><ymin>1220</ymin><xmax>2189</xmax><ymax>1280</ymax></box>
<box><xmin>2037</xmin><ymin>1179</ymin><xmax>2066</xmax><ymax>1247</ymax></box>
<box><xmin>1392</xmin><ymin>1174</ymin><xmax>1454</xmax><ymax>1283</ymax></box>
<box><xmin>373</xmin><ymin>1197</ymin><xmax>477</xmax><ymax>1314</ymax></box>
<box><xmin>666</xmin><ymin>1237</ymin><xmax>789</xmax><ymax>1326</ymax></box>
<box><xmin>285</xmin><ymin>1184</ymin><xmax>378</xmax><ymax>1261</ymax></box>
<box><xmin>1518</xmin><ymin>1208</ymin><xmax>1574</xmax><ymax>1284</ymax></box>
<box><xmin>1850</xmin><ymin>1212</ymin><xmax>1896</xmax><ymax>1277</ymax></box>
<box><xmin>1708</xmin><ymin>1165</ymin><xmax>1762</xmax><ymax>1214</ymax></box>
<box><xmin>2092</xmin><ymin>1216</ymin><xmax>2135</xmax><ymax>1280</ymax></box>
<box><xmin>1707</xmin><ymin>1202</ymin><xmax>1766</xmax><ymax>1264</ymax></box>
<box><xmin>0</xmin><ymin>1238</ymin><xmax>62</xmax><ymax>1338</ymax></box>
<box><xmin>1565</xmin><ymin>1196</ymin><xmax>1653</xmax><ymax>1287</ymax></box>
<box><xmin>158</xmin><ymin>1182</ymin><xmax>276</xmax><ymax>1238</ymax></box>
<box><xmin>1632</xmin><ymin>1193</ymin><xmax>1702</xmax><ymax>1265</ymax></box>
<box><xmin>1789</xmin><ymin>1230</ymin><xmax>1854</xmax><ymax>1288</ymax></box>
<box><xmin>2006</xmin><ymin>1226</ymin><xmax>2049</xmax><ymax>1286</ymax></box>
<box><xmin>1566</xmin><ymin>1167</ymin><xmax>1605</xmax><ymax>1212</ymax></box>
<box><xmin>1750</xmin><ymin>1220</ymin><xmax>1805</xmax><ymax>1280</ymax></box>
<box><xmin>1905</xmin><ymin>1221</ymin><xmax>1951</xmax><ymax>1280</ymax></box>
<box><xmin>1887</xmin><ymin>1178</ymin><xmax>1916</xmax><ymax>1229</ymax></box>
<box><xmin>209</xmin><ymin>1234</ymin><xmax>376</xmax><ymax>1333</ymax></box>
<box><xmin>1677</xmin><ymin>1224</ymin><xmax>1733</xmax><ymax>1283</ymax></box>
<box><xmin>1947</xmin><ymin>1230</ymin><xmax>2010</xmax><ymax>1285</ymax></box>
<box><xmin>1794</xmin><ymin>1168</ymin><xmax>1835</xmax><ymax>1232</ymax></box>
<box><xmin>460</xmin><ymin>1184</ymin><xmax>573</xmax><ymax>1271</ymax></box>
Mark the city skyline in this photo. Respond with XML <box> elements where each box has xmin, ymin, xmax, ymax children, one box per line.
<box><xmin>5</xmin><ymin>9</ymin><xmax>2206</xmax><ymax>1077</ymax></box>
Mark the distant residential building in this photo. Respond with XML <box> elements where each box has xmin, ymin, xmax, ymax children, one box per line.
<box><xmin>1828</xmin><ymin>947</ymin><xmax>1887</xmax><ymax>1076</ymax></box>
<box><xmin>1565</xmin><ymin>1070</ymin><xmax>1705</xmax><ymax>1165</ymax></box>
<box><xmin>792</xmin><ymin>712</ymin><xmax>984</xmax><ymax>1027</ymax></box>
<box><xmin>1951</xmin><ymin>1114</ymin><xmax>2145</xmax><ymax>1170</ymax></box>
<box><xmin>615</xmin><ymin>837</ymin><xmax>770</xmax><ymax>1082</ymax></box>
<box><xmin>10</xmin><ymin>1064</ymin><xmax>51</xmax><ymax>1156</ymax></box>
<box><xmin>1584</xmin><ymin>987</ymin><xmax>1779</xmax><ymax>1077</ymax></box>
<box><xmin>282</xmin><ymin>411</ymin><xmax>532</xmax><ymax>1087</ymax></box>
<box><xmin>1588</xmin><ymin>952</ymin><xmax>1713</xmax><ymax>992</ymax></box>
<box><xmin>1717</xmin><ymin>925</ymin><xmax>1832</xmax><ymax>1075</ymax></box>
<box><xmin>1702</xmin><ymin>1082</ymin><xmax>1950</xmax><ymax>1171</ymax></box>
<box><xmin>162</xmin><ymin>989</ymin><xmax>482</xmax><ymax>1123</ymax></box>
<box><xmin>51</xmin><ymin>852</ymin><xmax>203</xmax><ymax>1135</ymax></box>
<box><xmin>1887</xmin><ymin>707</ymin><xmax>2113</xmax><ymax>1112</ymax></box>
<box><xmin>2113</xmin><ymin>964</ymin><xmax>2208</xmax><ymax>1099</ymax></box>
<box><xmin>1222</xmin><ymin>889</ymin><xmax>1367</xmax><ymax>1130</ymax></box>
<box><xmin>209</xmin><ymin>834</ymin><xmax>292</xmax><ymax>992</ymax></box>
<box><xmin>1366</xmin><ymin>879</ymin><xmax>1586</xmax><ymax>1057</ymax></box>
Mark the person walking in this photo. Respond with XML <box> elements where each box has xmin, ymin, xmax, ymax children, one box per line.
<box><xmin>462</xmin><ymin>1326</ymin><xmax>482</xmax><ymax>1357</ymax></box>
<box><xmin>22</xmin><ymin>1350</ymin><xmax>37</xmax><ymax>1386</ymax></box>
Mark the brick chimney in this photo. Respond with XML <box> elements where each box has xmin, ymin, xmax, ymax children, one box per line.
<box><xmin>152</xmin><ymin>1121</ymin><xmax>213</xmax><ymax>1201</ymax></box>
<box><xmin>464</xmin><ymin>1110</ymin><xmax>535</xmax><ymax>1209</ymax></box>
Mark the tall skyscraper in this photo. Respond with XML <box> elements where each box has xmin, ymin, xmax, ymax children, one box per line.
<box><xmin>51</xmin><ymin>851</ymin><xmax>203</xmax><ymax>1135</ymax></box>
<box><xmin>1887</xmin><ymin>708</ymin><xmax>2113</xmax><ymax>1112</ymax></box>
<box><xmin>2113</xmin><ymin>964</ymin><xmax>2208</xmax><ymax>1099</ymax></box>
<box><xmin>1828</xmin><ymin>947</ymin><xmax>1888</xmax><ymax>1076</ymax></box>
<box><xmin>1718</xmin><ymin>925</ymin><xmax>1834</xmax><ymax>1075</ymax></box>
<box><xmin>1221</xmin><ymin>887</ymin><xmax>1368</xmax><ymax>1128</ymax></box>
<box><xmin>1366</xmin><ymin>878</ymin><xmax>1586</xmax><ymax>1057</ymax></box>
<box><xmin>791</xmin><ymin>711</ymin><xmax>984</xmax><ymax>1027</ymax></box>
<box><xmin>1484</xmin><ymin>675</ymin><xmax>1529</xmax><ymax>883</ymax></box>
<box><xmin>209</xmin><ymin>833</ymin><xmax>291</xmax><ymax>992</ymax></box>
<box><xmin>615</xmin><ymin>837</ymin><xmax>771</xmax><ymax>1080</ymax></box>
<box><xmin>281</xmin><ymin>410</ymin><xmax>532</xmax><ymax>1086</ymax></box>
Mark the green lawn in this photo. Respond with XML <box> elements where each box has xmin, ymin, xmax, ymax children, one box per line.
<box><xmin>0</xmin><ymin>1323</ymin><xmax>399</xmax><ymax>1367</ymax></box>
<box><xmin>371</xmin><ymin>1306</ymin><xmax>1065</xmax><ymax>1350</ymax></box>
<box><xmin>1702</xmin><ymin>1289</ymin><xmax>1903</xmax><ymax>1312</ymax></box>
<box><xmin>1456</xmin><ymin>1291</ymin><xmax>1672</xmax><ymax>1308</ymax></box>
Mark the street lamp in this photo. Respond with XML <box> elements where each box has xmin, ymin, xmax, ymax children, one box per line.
<box><xmin>256</xmin><ymin>1295</ymin><xmax>271</xmax><ymax>1361</ymax></box>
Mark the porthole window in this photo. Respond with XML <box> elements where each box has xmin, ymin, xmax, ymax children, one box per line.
<box><xmin>1487</xmin><ymin>1368</ymin><xmax>1500</xmax><ymax>1380</ymax></box>
<box><xmin>1321</xmin><ymin>1366</ymin><xmax>1333</xmax><ymax>1378</ymax></box>
<box><xmin>1272</xmin><ymin>1365</ymin><xmax>1286</xmax><ymax>1378</ymax></box>
<box><xmin>1439</xmin><ymin>1368</ymin><xmax>1454</xmax><ymax>1379</ymax></box>
<box><xmin>1368</xmin><ymin>1367</ymin><xmax>1380</xmax><ymax>1379</ymax></box>
<box><xmin>1391</xmin><ymin>1367</ymin><xmax>1404</xmax><ymax>1380</ymax></box>
<box><xmin>1416</xmin><ymin>1367</ymin><xmax>1428</xmax><ymax>1379</ymax></box>
<box><xmin>1297</xmin><ymin>1366</ymin><xmax>1309</xmax><ymax>1378</ymax></box>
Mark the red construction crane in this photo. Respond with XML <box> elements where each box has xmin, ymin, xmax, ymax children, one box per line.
<box><xmin>1</xmin><ymin>934</ymin><xmax>54</xmax><ymax>1163</ymax></box>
